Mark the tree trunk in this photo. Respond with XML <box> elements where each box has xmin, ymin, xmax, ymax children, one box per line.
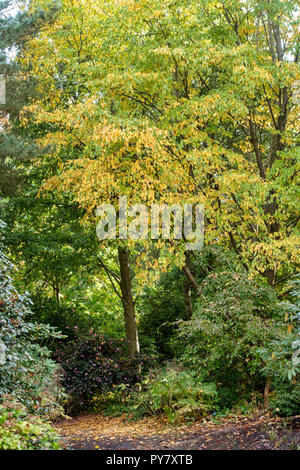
<box><xmin>264</xmin><ymin>375</ymin><xmax>271</xmax><ymax>410</ymax></box>
<box><xmin>183</xmin><ymin>252</ymin><xmax>194</xmax><ymax>320</ymax></box>
<box><xmin>118</xmin><ymin>246</ymin><xmax>140</xmax><ymax>360</ymax></box>
<box><xmin>53</xmin><ymin>284</ymin><xmax>60</xmax><ymax>307</ymax></box>
<box><xmin>264</xmin><ymin>269</ymin><xmax>276</xmax><ymax>286</ymax></box>
<box><xmin>263</xmin><ymin>191</ymin><xmax>280</xmax><ymax>286</ymax></box>
<box><xmin>182</xmin><ymin>251</ymin><xmax>199</xmax><ymax>293</ymax></box>
<box><xmin>184</xmin><ymin>279</ymin><xmax>193</xmax><ymax>320</ymax></box>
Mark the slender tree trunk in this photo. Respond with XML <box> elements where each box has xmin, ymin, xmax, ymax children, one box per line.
<box><xmin>183</xmin><ymin>252</ymin><xmax>194</xmax><ymax>320</ymax></box>
<box><xmin>264</xmin><ymin>269</ymin><xmax>276</xmax><ymax>286</ymax></box>
<box><xmin>53</xmin><ymin>284</ymin><xmax>60</xmax><ymax>307</ymax></box>
<box><xmin>184</xmin><ymin>279</ymin><xmax>193</xmax><ymax>320</ymax></box>
<box><xmin>118</xmin><ymin>246</ymin><xmax>140</xmax><ymax>360</ymax></box>
<box><xmin>182</xmin><ymin>253</ymin><xmax>199</xmax><ymax>293</ymax></box>
<box><xmin>264</xmin><ymin>375</ymin><xmax>271</xmax><ymax>410</ymax></box>
<box><xmin>263</xmin><ymin>192</ymin><xmax>280</xmax><ymax>286</ymax></box>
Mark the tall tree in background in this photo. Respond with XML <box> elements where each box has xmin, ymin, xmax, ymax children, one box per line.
<box><xmin>0</xmin><ymin>0</ymin><xmax>60</xmax><ymax>197</ymax></box>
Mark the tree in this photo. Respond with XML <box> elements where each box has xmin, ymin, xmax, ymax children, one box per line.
<box><xmin>0</xmin><ymin>0</ymin><xmax>60</xmax><ymax>197</ymax></box>
<box><xmin>3</xmin><ymin>155</ymin><xmax>98</xmax><ymax>306</ymax></box>
<box><xmin>18</xmin><ymin>0</ymin><xmax>299</xmax><ymax>357</ymax></box>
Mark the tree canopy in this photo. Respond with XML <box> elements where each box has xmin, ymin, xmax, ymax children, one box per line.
<box><xmin>21</xmin><ymin>0</ymin><xmax>299</xmax><ymax>285</ymax></box>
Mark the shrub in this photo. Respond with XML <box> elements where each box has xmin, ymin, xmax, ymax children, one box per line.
<box><xmin>54</xmin><ymin>328</ymin><xmax>154</xmax><ymax>412</ymax></box>
<box><xmin>0</xmin><ymin>227</ymin><xmax>65</xmax><ymax>417</ymax></box>
<box><xmin>142</xmin><ymin>366</ymin><xmax>218</xmax><ymax>423</ymax></box>
<box><xmin>269</xmin><ymin>381</ymin><xmax>300</xmax><ymax>417</ymax></box>
<box><xmin>173</xmin><ymin>271</ymin><xmax>288</xmax><ymax>408</ymax></box>
<box><xmin>0</xmin><ymin>396</ymin><xmax>61</xmax><ymax>450</ymax></box>
<box><xmin>103</xmin><ymin>364</ymin><xmax>218</xmax><ymax>424</ymax></box>
<box><xmin>259</xmin><ymin>276</ymin><xmax>300</xmax><ymax>382</ymax></box>
<box><xmin>261</xmin><ymin>276</ymin><xmax>300</xmax><ymax>417</ymax></box>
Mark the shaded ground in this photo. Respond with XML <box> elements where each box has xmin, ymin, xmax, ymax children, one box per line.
<box><xmin>55</xmin><ymin>413</ymin><xmax>300</xmax><ymax>450</ymax></box>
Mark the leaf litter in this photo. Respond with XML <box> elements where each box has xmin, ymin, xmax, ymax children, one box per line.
<box><xmin>55</xmin><ymin>412</ymin><xmax>300</xmax><ymax>450</ymax></box>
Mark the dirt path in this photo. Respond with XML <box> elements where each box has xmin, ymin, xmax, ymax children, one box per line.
<box><xmin>55</xmin><ymin>413</ymin><xmax>300</xmax><ymax>450</ymax></box>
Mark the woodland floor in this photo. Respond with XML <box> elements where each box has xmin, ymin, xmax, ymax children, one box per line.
<box><xmin>55</xmin><ymin>412</ymin><xmax>300</xmax><ymax>450</ymax></box>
